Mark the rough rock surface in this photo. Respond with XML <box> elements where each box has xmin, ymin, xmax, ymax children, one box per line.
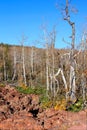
<box><xmin>0</xmin><ymin>85</ymin><xmax>87</xmax><ymax>130</ymax></box>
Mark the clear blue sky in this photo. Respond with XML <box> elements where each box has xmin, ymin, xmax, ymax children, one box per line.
<box><xmin>0</xmin><ymin>0</ymin><xmax>87</xmax><ymax>48</ymax></box>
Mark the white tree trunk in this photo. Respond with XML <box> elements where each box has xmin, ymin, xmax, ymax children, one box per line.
<box><xmin>12</xmin><ymin>47</ymin><xmax>17</xmax><ymax>81</ymax></box>
<box><xmin>81</xmin><ymin>73</ymin><xmax>86</xmax><ymax>101</ymax></box>
<box><xmin>50</xmin><ymin>68</ymin><xmax>68</xmax><ymax>98</ymax></box>
<box><xmin>31</xmin><ymin>46</ymin><xmax>34</xmax><ymax>74</ymax></box>
<box><xmin>70</xmin><ymin>66</ymin><xmax>76</xmax><ymax>90</ymax></box>
<box><xmin>3</xmin><ymin>49</ymin><xmax>6</xmax><ymax>81</ymax></box>
<box><xmin>69</xmin><ymin>65</ymin><xmax>76</xmax><ymax>102</ymax></box>
<box><xmin>46</xmin><ymin>44</ymin><xmax>49</xmax><ymax>91</ymax></box>
<box><xmin>22</xmin><ymin>45</ymin><xmax>27</xmax><ymax>86</ymax></box>
<box><xmin>55</xmin><ymin>68</ymin><xmax>67</xmax><ymax>90</ymax></box>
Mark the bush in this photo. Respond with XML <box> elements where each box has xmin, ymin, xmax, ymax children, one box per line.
<box><xmin>39</xmin><ymin>94</ymin><xmax>51</xmax><ymax>109</ymax></box>
<box><xmin>0</xmin><ymin>83</ymin><xmax>5</xmax><ymax>87</ymax></box>
<box><xmin>54</xmin><ymin>98</ymin><xmax>67</xmax><ymax>110</ymax></box>
<box><xmin>66</xmin><ymin>98</ymin><xmax>83</xmax><ymax>112</ymax></box>
<box><xmin>16</xmin><ymin>85</ymin><xmax>46</xmax><ymax>95</ymax></box>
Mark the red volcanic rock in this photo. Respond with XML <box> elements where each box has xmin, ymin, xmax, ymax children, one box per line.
<box><xmin>0</xmin><ymin>113</ymin><xmax>43</xmax><ymax>130</ymax></box>
<box><xmin>37</xmin><ymin>108</ymin><xmax>68</xmax><ymax>129</ymax></box>
<box><xmin>68</xmin><ymin>124</ymin><xmax>87</xmax><ymax>130</ymax></box>
<box><xmin>0</xmin><ymin>85</ymin><xmax>87</xmax><ymax>130</ymax></box>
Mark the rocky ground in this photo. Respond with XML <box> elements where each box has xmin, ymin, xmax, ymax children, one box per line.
<box><xmin>0</xmin><ymin>85</ymin><xmax>87</xmax><ymax>130</ymax></box>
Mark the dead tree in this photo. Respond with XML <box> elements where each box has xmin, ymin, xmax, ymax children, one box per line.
<box><xmin>20</xmin><ymin>35</ymin><xmax>27</xmax><ymax>86</ymax></box>
<box><xmin>81</xmin><ymin>73</ymin><xmax>86</xmax><ymax>102</ymax></box>
<box><xmin>50</xmin><ymin>28</ymin><xmax>56</xmax><ymax>96</ymax></box>
<box><xmin>12</xmin><ymin>46</ymin><xmax>17</xmax><ymax>81</ymax></box>
<box><xmin>3</xmin><ymin>47</ymin><xmax>6</xmax><ymax>81</ymax></box>
<box><xmin>31</xmin><ymin>46</ymin><xmax>34</xmax><ymax>74</ymax></box>
<box><xmin>42</xmin><ymin>27</ymin><xmax>50</xmax><ymax>93</ymax></box>
<box><xmin>43</xmin><ymin>26</ymin><xmax>56</xmax><ymax>96</ymax></box>
<box><xmin>63</xmin><ymin>0</ymin><xmax>77</xmax><ymax>102</ymax></box>
<box><xmin>46</xmin><ymin>43</ymin><xmax>49</xmax><ymax>92</ymax></box>
<box><xmin>50</xmin><ymin>68</ymin><xmax>67</xmax><ymax>98</ymax></box>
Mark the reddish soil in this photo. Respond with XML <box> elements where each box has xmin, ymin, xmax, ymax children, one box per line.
<box><xmin>0</xmin><ymin>85</ymin><xmax>87</xmax><ymax>130</ymax></box>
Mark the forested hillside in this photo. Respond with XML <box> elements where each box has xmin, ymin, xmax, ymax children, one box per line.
<box><xmin>0</xmin><ymin>42</ymin><xmax>87</xmax><ymax>107</ymax></box>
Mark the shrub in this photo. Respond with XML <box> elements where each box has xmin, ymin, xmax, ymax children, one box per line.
<box><xmin>54</xmin><ymin>98</ymin><xmax>67</xmax><ymax>110</ymax></box>
<box><xmin>39</xmin><ymin>95</ymin><xmax>51</xmax><ymax>109</ymax></box>
<box><xmin>0</xmin><ymin>83</ymin><xmax>5</xmax><ymax>87</ymax></box>
<box><xmin>66</xmin><ymin>98</ymin><xmax>83</xmax><ymax>112</ymax></box>
<box><xmin>16</xmin><ymin>85</ymin><xmax>46</xmax><ymax>95</ymax></box>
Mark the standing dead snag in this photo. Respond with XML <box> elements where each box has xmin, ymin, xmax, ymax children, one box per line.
<box><xmin>31</xmin><ymin>46</ymin><xmax>34</xmax><ymax>75</ymax></box>
<box><xmin>81</xmin><ymin>73</ymin><xmax>86</xmax><ymax>102</ymax></box>
<box><xmin>46</xmin><ymin>43</ymin><xmax>49</xmax><ymax>92</ymax></box>
<box><xmin>20</xmin><ymin>35</ymin><xmax>27</xmax><ymax>86</ymax></box>
<box><xmin>54</xmin><ymin>68</ymin><xmax>67</xmax><ymax>98</ymax></box>
<box><xmin>64</xmin><ymin>0</ymin><xmax>75</xmax><ymax>49</ymax></box>
<box><xmin>49</xmin><ymin>28</ymin><xmax>57</xmax><ymax>97</ymax></box>
<box><xmin>42</xmin><ymin>26</ymin><xmax>57</xmax><ymax>96</ymax></box>
<box><xmin>3</xmin><ymin>46</ymin><xmax>6</xmax><ymax>81</ymax></box>
<box><xmin>43</xmin><ymin>27</ymin><xmax>50</xmax><ymax>93</ymax></box>
<box><xmin>63</xmin><ymin>0</ymin><xmax>77</xmax><ymax>102</ymax></box>
<box><xmin>42</xmin><ymin>26</ymin><xmax>68</xmax><ymax>98</ymax></box>
<box><xmin>12</xmin><ymin>46</ymin><xmax>17</xmax><ymax>81</ymax></box>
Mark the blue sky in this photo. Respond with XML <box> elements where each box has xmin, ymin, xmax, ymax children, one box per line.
<box><xmin>0</xmin><ymin>0</ymin><xmax>87</xmax><ymax>48</ymax></box>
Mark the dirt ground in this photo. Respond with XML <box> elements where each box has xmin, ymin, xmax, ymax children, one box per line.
<box><xmin>0</xmin><ymin>85</ymin><xmax>87</xmax><ymax>130</ymax></box>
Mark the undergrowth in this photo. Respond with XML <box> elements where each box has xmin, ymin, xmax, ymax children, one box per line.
<box><xmin>0</xmin><ymin>83</ymin><xmax>5</xmax><ymax>87</ymax></box>
<box><xmin>66</xmin><ymin>98</ymin><xmax>83</xmax><ymax>112</ymax></box>
<box><xmin>16</xmin><ymin>85</ymin><xmax>46</xmax><ymax>95</ymax></box>
<box><xmin>16</xmin><ymin>85</ymin><xmax>51</xmax><ymax>109</ymax></box>
<box><xmin>16</xmin><ymin>84</ymin><xmax>84</xmax><ymax>112</ymax></box>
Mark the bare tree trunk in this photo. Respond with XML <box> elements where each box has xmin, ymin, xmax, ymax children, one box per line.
<box><xmin>69</xmin><ymin>66</ymin><xmax>76</xmax><ymax>102</ymax></box>
<box><xmin>52</xmin><ymin>45</ymin><xmax>55</xmax><ymax>96</ymax></box>
<box><xmin>22</xmin><ymin>45</ymin><xmax>27</xmax><ymax>86</ymax></box>
<box><xmin>50</xmin><ymin>73</ymin><xmax>53</xmax><ymax>92</ymax></box>
<box><xmin>64</xmin><ymin>0</ymin><xmax>76</xmax><ymax>102</ymax></box>
<box><xmin>31</xmin><ymin>46</ymin><xmax>34</xmax><ymax>74</ymax></box>
<box><xmin>12</xmin><ymin>46</ymin><xmax>17</xmax><ymax>81</ymax></box>
<box><xmin>81</xmin><ymin>73</ymin><xmax>86</xmax><ymax>102</ymax></box>
<box><xmin>46</xmin><ymin>43</ymin><xmax>49</xmax><ymax>91</ymax></box>
<box><xmin>51</xmin><ymin>68</ymin><xmax>68</xmax><ymax>98</ymax></box>
<box><xmin>20</xmin><ymin>35</ymin><xmax>27</xmax><ymax>86</ymax></box>
<box><xmin>43</xmin><ymin>27</ymin><xmax>50</xmax><ymax>93</ymax></box>
<box><xmin>3</xmin><ymin>48</ymin><xmax>6</xmax><ymax>81</ymax></box>
<box><xmin>52</xmin><ymin>34</ymin><xmax>56</xmax><ymax>97</ymax></box>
